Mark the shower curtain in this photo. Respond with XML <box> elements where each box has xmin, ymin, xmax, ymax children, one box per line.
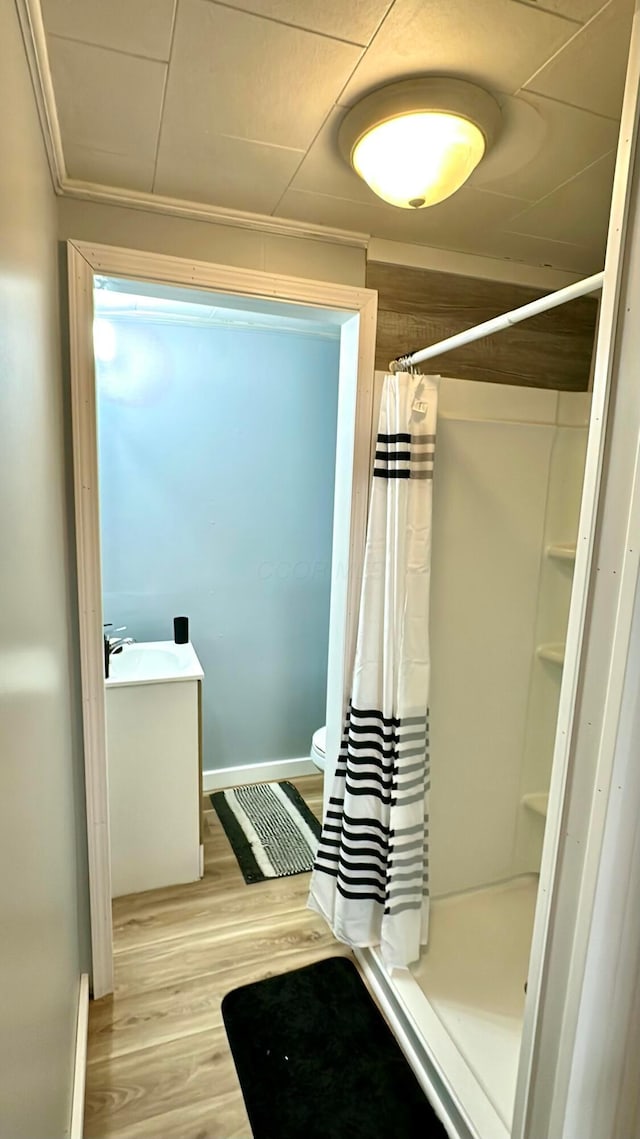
<box><xmin>308</xmin><ymin>372</ymin><xmax>439</xmax><ymax>969</ymax></box>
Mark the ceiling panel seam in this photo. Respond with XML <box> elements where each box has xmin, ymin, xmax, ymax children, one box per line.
<box><xmin>503</xmin><ymin>148</ymin><xmax>617</xmax><ymax>226</ymax></box>
<box><xmin>204</xmin><ymin>0</ymin><xmax>380</xmax><ymax>48</ymax></box>
<box><xmin>268</xmin><ymin>0</ymin><xmax>398</xmax><ymax>216</ymax></box>
<box><xmin>46</xmin><ymin>29</ymin><xmax>171</xmax><ymax>66</ymax></box>
<box><xmin>517</xmin><ymin>1</ymin><xmax>610</xmax><ymax>93</ymax></box>
<box><xmin>509</xmin><ymin>0</ymin><xmax>588</xmax><ymax>28</ymax></box>
<box><xmin>505</xmin><ymin>227</ymin><xmax>587</xmax><ymax>249</ymax></box>
<box><xmin>513</xmin><ymin>88</ymin><xmax>621</xmax><ymax>124</ymax></box>
<box><xmin>152</xmin><ymin>0</ymin><xmax>180</xmax><ymax>193</ymax></box>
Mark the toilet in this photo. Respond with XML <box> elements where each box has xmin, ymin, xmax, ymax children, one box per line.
<box><xmin>310</xmin><ymin>725</ymin><xmax>326</xmax><ymax>772</ymax></box>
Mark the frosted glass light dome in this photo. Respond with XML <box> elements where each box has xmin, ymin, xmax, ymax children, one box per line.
<box><xmin>339</xmin><ymin>78</ymin><xmax>501</xmax><ymax>210</ymax></box>
<box><xmin>353</xmin><ymin>111</ymin><xmax>486</xmax><ymax>209</ymax></box>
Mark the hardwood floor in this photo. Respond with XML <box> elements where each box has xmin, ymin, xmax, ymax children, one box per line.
<box><xmin>84</xmin><ymin>775</ymin><xmax>350</xmax><ymax>1138</ymax></box>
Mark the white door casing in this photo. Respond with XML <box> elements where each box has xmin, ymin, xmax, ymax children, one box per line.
<box><xmin>66</xmin><ymin>239</ymin><xmax>377</xmax><ymax>998</ymax></box>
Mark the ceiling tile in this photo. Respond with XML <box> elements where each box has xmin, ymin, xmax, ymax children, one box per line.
<box><xmin>525</xmin><ymin>0</ymin><xmax>634</xmax><ymax>118</ymax></box>
<box><xmin>277</xmin><ymin>184</ymin><xmax>528</xmax><ymax>247</ymax></box>
<box><xmin>40</xmin><ymin>0</ymin><xmax>175</xmax><ymax>60</ymax></box>
<box><xmin>154</xmin><ymin>133</ymin><xmax>304</xmax><ymax>212</ymax></box>
<box><xmin>48</xmin><ymin>37</ymin><xmax>166</xmax><ymax>168</ymax></box>
<box><xmin>470</xmin><ymin>92</ymin><xmax>619</xmax><ymax>200</ymax></box>
<box><xmin>289</xmin><ymin>108</ymin><xmax>387</xmax><ymax>204</ymax></box>
<box><xmin>339</xmin><ymin>0</ymin><xmax>579</xmax><ymax>106</ymax></box>
<box><xmin>511</xmin><ymin>0</ymin><xmax>610</xmax><ymax>21</ymax></box>
<box><xmin>276</xmin><ymin>184</ymin><xmax>602</xmax><ymax>271</ymax></box>
<box><xmin>505</xmin><ymin>151</ymin><xmax>616</xmax><ymax>257</ymax></box>
<box><xmin>161</xmin><ymin>0</ymin><xmax>362</xmax><ymax>152</ymax></box>
<box><xmin>467</xmin><ymin>228</ymin><xmax>601</xmax><ymax>274</ymax></box>
<box><xmin>204</xmin><ymin>0</ymin><xmax>394</xmax><ymax>45</ymax></box>
<box><xmin>276</xmin><ymin>187</ymin><xmax>423</xmax><ymax>240</ymax></box>
<box><xmin>63</xmin><ymin>143</ymin><xmax>156</xmax><ymax>191</ymax></box>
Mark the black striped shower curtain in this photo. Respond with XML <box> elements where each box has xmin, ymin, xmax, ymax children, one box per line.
<box><xmin>308</xmin><ymin>372</ymin><xmax>439</xmax><ymax>969</ymax></box>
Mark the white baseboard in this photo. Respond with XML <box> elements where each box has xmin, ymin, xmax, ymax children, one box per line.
<box><xmin>70</xmin><ymin>973</ymin><xmax>89</xmax><ymax>1139</ymax></box>
<box><xmin>203</xmin><ymin>756</ymin><xmax>317</xmax><ymax>792</ymax></box>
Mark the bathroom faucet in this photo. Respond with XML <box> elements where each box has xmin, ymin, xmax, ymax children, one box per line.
<box><xmin>108</xmin><ymin>626</ymin><xmax>135</xmax><ymax>653</ymax></box>
<box><xmin>103</xmin><ymin>624</ymin><xmax>135</xmax><ymax>678</ymax></box>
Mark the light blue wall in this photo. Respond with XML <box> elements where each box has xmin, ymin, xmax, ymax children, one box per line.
<box><xmin>97</xmin><ymin>318</ymin><xmax>339</xmax><ymax>769</ymax></box>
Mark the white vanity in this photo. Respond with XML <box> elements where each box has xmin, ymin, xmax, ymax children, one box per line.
<box><xmin>105</xmin><ymin>640</ymin><xmax>203</xmax><ymax>897</ymax></box>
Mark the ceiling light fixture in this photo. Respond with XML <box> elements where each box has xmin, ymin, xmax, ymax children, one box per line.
<box><xmin>339</xmin><ymin>78</ymin><xmax>501</xmax><ymax>209</ymax></box>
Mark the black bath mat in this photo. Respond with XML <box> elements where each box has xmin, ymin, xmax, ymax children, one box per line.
<box><xmin>210</xmin><ymin>781</ymin><xmax>320</xmax><ymax>884</ymax></box>
<box><xmin>221</xmin><ymin>956</ymin><xmax>449</xmax><ymax>1139</ymax></box>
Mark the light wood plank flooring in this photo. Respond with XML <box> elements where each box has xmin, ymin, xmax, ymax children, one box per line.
<box><xmin>84</xmin><ymin>775</ymin><xmax>350</xmax><ymax>1138</ymax></box>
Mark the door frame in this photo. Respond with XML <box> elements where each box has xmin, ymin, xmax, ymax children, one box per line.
<box><xmin>66</xmin><ymin>239</ymin><xmax>377</xmax><ymax>997</ymax></box>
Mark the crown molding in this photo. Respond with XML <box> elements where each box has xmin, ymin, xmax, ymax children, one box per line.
<box><xmin>60</xmin><ymin>179</ymin><xmax>370</xmax><ymax>247</ymax></box>
<box><xmin>15</xmin><ymin>0</ymin><xmax>67</xmax><ymax>191</ymax></box>
<box><xmin>15</xmin><ymin>0</ymin><xmax>369</xmax><ymax>248</ymax></box>
<box><xmin>16</xmin><ymin>0</ymin><xmax>590</xmax><ymax>275</ymax></box>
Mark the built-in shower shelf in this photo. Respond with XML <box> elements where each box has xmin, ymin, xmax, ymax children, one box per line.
<box><xmin>547</xmin><ymin>542</ymin><xmax>577</xmax><ymax>563</ymax></box>
<box><xmin>522</xmin><ymin>792</ymin><xmax>549</xmax><ymax>819</ymax></box>
<box><xmin>537</xmin><ymin>642</ymin><xmax>565</xmax><ymax>666</ymax></box>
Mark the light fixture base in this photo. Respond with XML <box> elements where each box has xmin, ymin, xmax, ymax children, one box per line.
<box><xmin>339</xmin><ymin>77</ymin><xmax>502</xmax><ymax>209</ymax></box>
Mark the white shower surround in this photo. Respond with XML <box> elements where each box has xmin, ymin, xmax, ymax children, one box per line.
<box><xmin>427</xmin><ymin>379</ymin><xmax>591</xmax><ymax>899</ymax></box>
<box><xmin>355</xmin><ymin>376</ymin><xmax>590</xmax><ymax>1138</ymax></box>
<box><xmin>352</xmin><ymin>27</ymin><xmax>640</xmax><ymax>1126</ymax></box>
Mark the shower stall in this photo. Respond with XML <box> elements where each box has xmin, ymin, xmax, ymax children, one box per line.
<box><xmin>357</xmin><ymin>374</ymin><xmax>591</xmax><ymax>1139</ymax></box>
<box><xmin>341</xmin><ymin>20</ymin><xmax>640</xmax><ymax>1137</ymax></box>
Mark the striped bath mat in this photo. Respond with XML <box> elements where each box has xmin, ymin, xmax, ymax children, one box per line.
<box><xmin>210</xmin><ymin>781</ymin><xmax>321</xmax><ymax>884</ymax></box>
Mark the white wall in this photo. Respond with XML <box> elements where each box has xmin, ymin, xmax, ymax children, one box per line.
<box><xmin>425</xmin><ymin>382</ymin><xmax>590</xmax><ymax>898</ymax></box>
<box><xmin>57</xmin><ymin>197</ymin><xmax>366</xmax><ymax>285</ymax></box>
<box><xmin>372</xmin><ymin>376</ymin><xmax>591</xmax><ymax>900</ymax></box>
<box><xmin>513</xmin><ymin>394</ymin><xmax>590</xmax><ymax>875</ymax></box>
<box><xmin>427</xmin><ymin>380</ymin><xmax>559</xmax><ymax>898</ymax></box>
<box><xmin>0</xmin><ymin>3</ymin><xmax>89</xmax><ymax>1135</ymax></box>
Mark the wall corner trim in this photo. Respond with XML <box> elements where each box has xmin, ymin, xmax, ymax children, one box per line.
<box><xmin>14</xmin><ymin>0</ymin><xmax>369</xmax><ymax>248</ymax></box>
<box><xmin>70</xmin><ymin>974</ymin><xmax>89</xmax><ymax>1139</ymax></box>
<box><xmin>14</xmin><ymin>0</ymin><xmax>66</xmax><ymax>192</ymax></box>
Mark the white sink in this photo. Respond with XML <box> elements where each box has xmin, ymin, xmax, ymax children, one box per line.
<box><xmin>105</xmin><ymin>639</ymin><xmax>204</xmax><ymax>687</ymax></box>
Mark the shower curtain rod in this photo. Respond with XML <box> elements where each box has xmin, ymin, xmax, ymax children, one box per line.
<box><xmin>389</xmin><ymin>270</ymin><xmax>605</xmax><ymax>372</ymax></box>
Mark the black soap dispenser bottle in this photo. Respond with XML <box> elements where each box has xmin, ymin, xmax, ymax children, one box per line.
<box><xmin>173</xmin><ymin>616</ymin><xmax>189</xmax><ymax>644</ymax></box>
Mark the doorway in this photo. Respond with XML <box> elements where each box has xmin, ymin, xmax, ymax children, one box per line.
<box><xmin>67</xmin><ymin>240</ymin><xmax>377</xmax><ymax>997</ymax></box>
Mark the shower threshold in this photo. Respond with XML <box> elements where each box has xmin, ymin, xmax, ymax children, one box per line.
<box><xmin>358</xmin><ymin>875</ymin><xmax>538</xmax><ymax>1139</ymax></box>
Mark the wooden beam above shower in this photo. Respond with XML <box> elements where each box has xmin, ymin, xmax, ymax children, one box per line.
<box><xmin>367</xmin><ymin>261</ymin><xmax>598</xmax><ymax>391</ymax></box>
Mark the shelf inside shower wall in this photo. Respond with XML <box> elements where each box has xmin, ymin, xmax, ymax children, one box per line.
<box><xmin>536</xmin><ymin>642</ymin><xmax>565</xmax><ymax>666</ymax></box>
<box><xmin>522</xmin><ymin>792</ymin><xmax>549</xmax><ymax>818</ymax></box>
<box><xmin>546</xmin><ymin>542</ymin><xmax>577</xmax><ymax>563</ymax></box>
